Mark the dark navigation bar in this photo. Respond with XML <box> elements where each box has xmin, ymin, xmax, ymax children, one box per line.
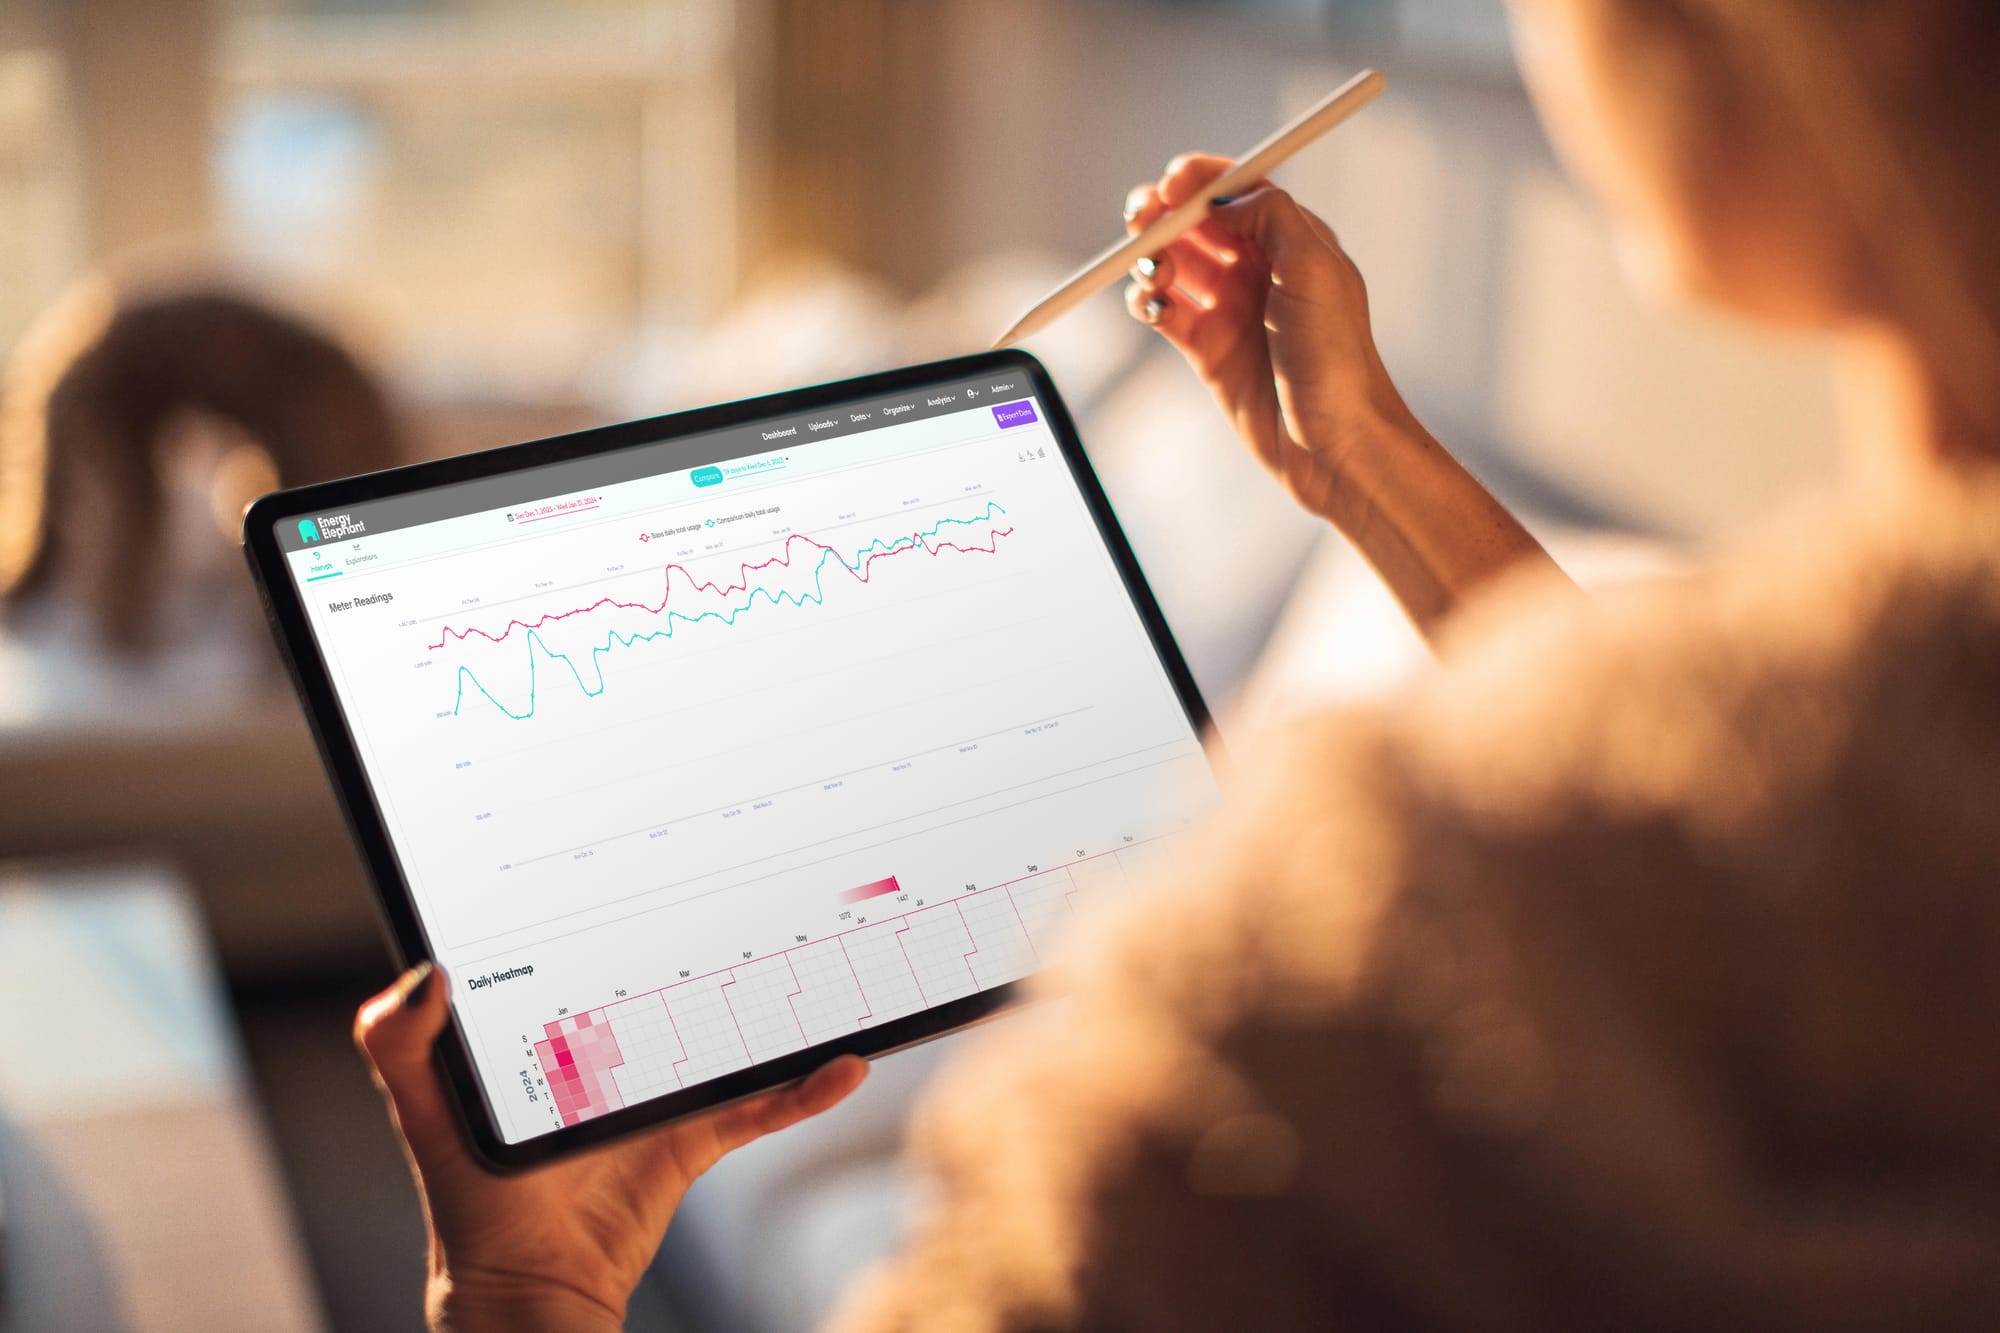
<box><xmin>272</xmin><ymin>370</ymin><xmax>1037</xmax><ymax>552</ymax></box>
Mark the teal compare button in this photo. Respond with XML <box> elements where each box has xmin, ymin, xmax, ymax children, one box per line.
<box><xmin>691</xmin><ymin>465</ymin><xmax>724</xmax><ymax>487</ymax></box>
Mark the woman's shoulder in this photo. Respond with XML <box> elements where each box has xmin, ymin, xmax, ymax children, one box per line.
<box><xmin>834</xmin><ymin>478</ymin><xmax>2000</xmax><ymax>1332</ymax></box>
<box><xmin>1390</xmin><ymin>472</ymin><xmax>2000</xmax><ymax>840</ymax></box>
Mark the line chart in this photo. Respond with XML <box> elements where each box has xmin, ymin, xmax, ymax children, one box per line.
<box><xmin>442</xmin><ymin>504</ymin><xmax>1014</xmax><ymax>720</ymax></box>
<box><xmin>431</xmin><ymin>502</ymin><xmax>1009</xmax><ymax>651</ymax></box>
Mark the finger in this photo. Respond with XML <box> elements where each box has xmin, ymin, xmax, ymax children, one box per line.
<box><xmin>1134</xmin><ymin>235</ymin><xmax>1247</xmax><ymax>304</ymax></box>
<box><xmin>1131</xmin><ymin>251</ymin><xmax>1173</xmax><ymax>295</ymax></box>
<box><xmin>1160</xmin><ymin>153</ymin><xmax>1235</xmax><ymax>209</ymax></box>
<box><xmin>1131</xmin><ymin>163</ymin><xmax>1262</xmax><ymax>277</ymax></box>
<box><xmin>1209</xmin><ymin>187</ymin><xmax>1335</xmax><ymax>284</ymax></box>
<box><xmin>354</xmin><ymin>962</ymin><xmax>461</xmax><ymax>1166</ymax></box>
<box><xmin>1295</xmin><ymin>201</ymin><xmax>1342</xmax><ymax>252</ymax></box>
<box><xmin>1156</xmin><ymin>157</ymin><xmax>1271</xmax><ymax>270</ymax></box>
<box><xmin>1132</xmin><ymin>238</ymin><xmax>1256</xmax><ymax>332</ymax></box>
<box><xmin>1124</xmin><ymin>281</ymin><xmax>1177</xmax><ymax>333</ymax></box>
<box><xmin>709</xmin><ymin>1055</ymin><xmax>869</xmax><ymax>1154</ymax></box>
<box><xmin>1159</xmin><ymin>152</ymin><xmax>1267</xmax><ymax>210</ymax></box>
<box><xmin>1153</xmin><ymin>236</ymin><xmax>1240</xmax><ymax>310</ymax></box>
<box><xmin>1178</xmin><ymin>219</ymin><xmax>1248</xmax><ymax>266</ymax></box>
<box><xmin>1124</xmin><ymin>183</ymin><xmax>1167</xmax><ymax>236</ymax></box>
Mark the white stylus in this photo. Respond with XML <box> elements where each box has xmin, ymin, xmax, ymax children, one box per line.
<box><xmin>990</xmin><ymin>68</ymin><xmax>1386</xmax><ymax>349</ymax></box>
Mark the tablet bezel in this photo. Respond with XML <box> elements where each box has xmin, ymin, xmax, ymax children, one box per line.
<box><xmin>242</xmin><ymin>349</ymin><xmax>1216</xmax><ymax>1170</ymax></box>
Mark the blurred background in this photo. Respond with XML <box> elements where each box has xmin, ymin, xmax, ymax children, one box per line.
<box><xmin>0</xmin><ymin>1</ymin><xmax>1842</xmax><ymax>1329</ymax></box>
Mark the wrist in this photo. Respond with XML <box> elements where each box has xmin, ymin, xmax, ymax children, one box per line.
<box><xmin>427</xmin><ymin>1268</ymin><xmax>627</xmax><ymax>1333</ymax></box>
<box><xmin>1300</xmin><ymin>395</ymin><xmax>1437</xmax><ymax>531</ymax></box>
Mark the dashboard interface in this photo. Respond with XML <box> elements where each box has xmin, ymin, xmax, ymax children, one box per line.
<box><xmin>277</xmin><ymin>369</ymin><xmax>1218</xmax><ymax>1142</ymax></box>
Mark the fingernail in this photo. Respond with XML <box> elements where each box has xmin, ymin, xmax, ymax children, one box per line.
<box><xmin>1210</xmin><ymin>194</ymin><xmax>1238</xmax><ymax>207</ymax></box>
<box><xmin>1134</xmin><ymin>256</ymin><xmax>1157</xmax><ymax>280</ymax></box>
<box><xmin>400</xmin><ymin>960</ymin><xmax>436</xmax><ymax>1006</ymax></box>
<box><xmin>1141</xmin><ymin>297</ymin><xmax>1168</xmax><ymax>325</ymax></box>
<box><xmin>1123</xmin><ymin>187</ymin><xmax>1148</xmax><ymax>221</ymax></box>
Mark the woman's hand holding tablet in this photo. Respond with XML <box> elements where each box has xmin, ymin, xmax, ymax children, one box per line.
<box><xmin>353</xmin><ymin>961</ymin><xmax>866</xmax><ymax>1331</ymax></box>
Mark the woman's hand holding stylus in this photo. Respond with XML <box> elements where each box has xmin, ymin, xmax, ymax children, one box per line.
<box><xmin>1124</xmin><ymin>154</ymin><xmax>1572</xmax><ymax>642</ymax></box>
<box><xmin>1123</xmin><ymin>153</ymin><xmax>1421</xmax><ymax>522</ymax></box>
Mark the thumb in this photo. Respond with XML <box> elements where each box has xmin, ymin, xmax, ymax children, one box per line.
<box><xmin>354</xmin><ymin>962</ymin><xmax>462</xmax><ymax>1168</ymax></box>
<box><xmin>1209</xmin><ymin>186</ymin><xmax>1338</xmax><ymax>281</ymax></box>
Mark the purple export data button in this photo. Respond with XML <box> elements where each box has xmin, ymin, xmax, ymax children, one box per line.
<box><xmin>991</xmin><ymin>400</ymin><xmax>1038</xmax><ymax>429</ymax></box>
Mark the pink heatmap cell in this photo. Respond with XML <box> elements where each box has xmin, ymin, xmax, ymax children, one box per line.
<box><xmin>533</xmin><ymin>1012</ymin><xmax>628</xmax><ymax>1126</ymax></box>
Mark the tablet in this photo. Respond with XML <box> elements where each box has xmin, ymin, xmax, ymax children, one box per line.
<box><xmin>244</xmin><ymin>350</ymin><xmax>1221</xmax><ymax>1168</ymax></box>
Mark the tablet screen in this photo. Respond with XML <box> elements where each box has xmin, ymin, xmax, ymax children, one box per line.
<box><xmin>275</xmin><ymin>367</ymin><xmax>1219</xmax><ymax>1142</ymax></box>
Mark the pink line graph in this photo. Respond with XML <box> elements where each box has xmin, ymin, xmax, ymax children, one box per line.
<box><xmin>783</xmin><ymin>956</ymin><xmax>809</xmax><ymax>1044</ymax></box>
<box><xmin>429</xmin><ymin>513</ymin><xmax>1012</xmax><ymax>653</ymax></box>
<box><xmin>718</xmin><ymin>975</ymin><xmax>753</xmax><ymax>1061</ymax></box>
<box><xmin>528</xmin><ymin>838</ymin><xmax>1166</xmax><ymax>1126</ymax></box>
<box><xmin>1005</xmin><ymin>891</ymin><xmax>1040</xmax><ymax>964</ymax></box>
<box><xmin>954</xmin><ymin>901</ymin><xmax>981</xmax><ymax>988</ymax></box>
<box><xmin>895</xmin><ymin>923</ymin><xmax>930</xmax><ymax>1006</ymax></box>
<box><xmin>664</xmin><ymin>1001</ymin><xmax>691</xmax><ymax>1089</ymax></box>
<box><xmin>838</xmin><ymin>937</ymin><xmax>874</xmax><ymax>1026</ymax></box>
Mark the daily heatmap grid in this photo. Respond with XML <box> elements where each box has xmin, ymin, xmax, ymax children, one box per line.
<box><xmin>531</xmin><ymin>844</ymin><xmax>1152</xmax><ymax>1126</ymax></box>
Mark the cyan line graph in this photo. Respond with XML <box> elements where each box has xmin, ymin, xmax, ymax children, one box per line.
<box><xmin>442</xmin><ymin>504</ymin><xmax>1012</xmax><ymax>720</ymax></box>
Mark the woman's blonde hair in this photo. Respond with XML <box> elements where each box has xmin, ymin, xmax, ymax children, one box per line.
<box><xmin>1659</xmin><ymin>0</ymin><xmax>2000</xmax><ymax>435</ymax></box>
